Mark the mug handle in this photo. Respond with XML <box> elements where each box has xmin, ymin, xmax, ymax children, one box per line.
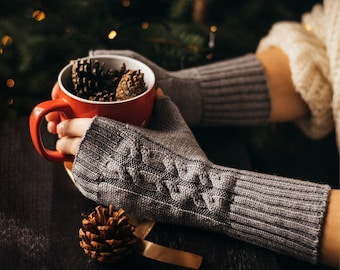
<box><xmin>29</xmin><ymin>99</ymin><xmax>75</xmax><ymax>162</ymax></box>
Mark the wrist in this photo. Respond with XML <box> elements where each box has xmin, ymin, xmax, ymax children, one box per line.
<box><xmin>256</xmin><ymin>47</ymin><xmax>310</xmax><ymax>122</ymax></box>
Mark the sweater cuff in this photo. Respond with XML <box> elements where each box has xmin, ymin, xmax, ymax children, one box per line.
<box><xmin>225</xmin><ymin>165</ymin><xmax>331</xmax><ymax>264</ymax></box>
<box><xmin>257</xmin><ymin>22</ymin><xmax>334</xmax><ymax>139</ymax></box>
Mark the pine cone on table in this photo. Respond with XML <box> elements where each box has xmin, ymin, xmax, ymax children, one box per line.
<box><xmin>79</xmin><ymin>204</ymin><xmax>137</xmax><ymax>263</ymax></box>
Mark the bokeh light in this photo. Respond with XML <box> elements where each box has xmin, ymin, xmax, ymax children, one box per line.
<box><xmin>210</xmin><ymin>25</ymin><xmax>217</xmax><ymax>33</ymax></box>
<box><xmin>141</xmin><ymin>22</ymin><xmax>149</xmax><ymax>30</ymax></box>
<box><xmin>206</xmin><ymin>53</ymin><xmax>213</xmax><ymax>60</ymax></box>
<box><xmin>7</xmin><ymin>98</ymin><xmax>14</xmax><ymax>106</ymax></box>
<box><xmin>108</xmin><ymin>30</ymin><xmax>118</xmax><ymax>40</ymax></box>
<box><xmin>122</xmin><ymin>0</ymin><xmax>131</xmax><ymax>7</ymax></box>
<box><xmin>1</xmin><ymin>35</ymin><xmax>13</xmax><ymax>46</ymax></box>
<box><xmin>32</xmin><ymin>10</ymin><xmax>46</xmax><ymax>21</ymax></box>
<box><xmin>6</xmin><ymin>79</ymin><xmax>15</xmax><ymax>88</ymax></box>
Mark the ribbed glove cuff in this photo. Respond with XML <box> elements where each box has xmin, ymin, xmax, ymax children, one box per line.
<box><xmin>218</xmin><ymin>165</ymin><xmax>330</xmax><ymax>264</ymax></box>
<box><xmin>171</xmin><ymin>54</ymin><xmax>271</xmax><ymax>126</ymax></box>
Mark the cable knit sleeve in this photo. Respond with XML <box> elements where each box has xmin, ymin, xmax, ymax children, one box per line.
<box><xmin>256</xmin><ymin>3</ymin><xmax>334</xmax><ymax>141</ymax></box>
<box><xmin>73</xmin><ymin>116</ymin><xmax>331</xmax><ymax>264</ymax></box>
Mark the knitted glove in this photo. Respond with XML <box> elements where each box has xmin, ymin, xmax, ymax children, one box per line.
<box><xmin>89</xmin><ymin>49</ymin><xmax>270</xmax><ymax>126</ymax></box>
<box><xmin>73</xmin><ymin>95</ymin><xmax>330</xmax><ymax>264</ymax></box>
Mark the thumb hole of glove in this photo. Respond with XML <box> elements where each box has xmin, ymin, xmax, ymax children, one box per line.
<box><xmin>149</xmin><ymin>88</ymin><xmax>189</xmax><ymax>131</ymax></box>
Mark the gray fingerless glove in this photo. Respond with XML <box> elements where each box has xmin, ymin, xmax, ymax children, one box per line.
<box><xmin>73</xmin><ymin>95</ymin><xmax>330</xmax><ymax>264</ymax></box>
<box><xmin>89</xmin><ymin>50</ymin><xmax>271</xmax><ymax>126</ymax></box>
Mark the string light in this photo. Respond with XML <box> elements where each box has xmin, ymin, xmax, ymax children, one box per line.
<box><xmin>141</xmin><ymin>22</ymin><xmax>149</xmax><ymax>30</ymax></box>
<box><xmin>210</xmin><ymin>25</ymin><xmax>217</xmax><ymax>33</ymax></box>
<box><xmin>206</xmin><ymin>53</ymin><xmax>213</xmax><ymax>60</ymax></box>
<box><xmin>1</xmin><ymin>35</ymin><xmax>13</xmax><ymax>46</ymax></box>
<box><xmin>208</xmin><ymin>25</ymin><xmax>217</xmax><ymax>49</ymax></box>
<box><xmin>108</xmin><ymin>30</ymin><xmax>118</xmax><ymax>40</ymax></box>
<box><xmin>0</xmin><ymin>48</ymin><xmax>3</xmax><ymax>55</ymax></box>
<box><xmin>188</xmin><ymin>45</ymin><xmax>199</xmax><ymax>52</ymax></box>
<box><xmin>122</xmin><ymin>0</ymin><xmax>131</xmax><ymax>7</ymax></box>
<box><xmin>6</xmin><ymin>79</ymin><xmax>15</xmax><ymax>88</ymax></box>
<box><xmin>32</xmin><ymin>10</ymin><xmax>46</xmax><ymax>21</ymax></box>
<box><xmin>7</xmin><ymin>98</ymin><xmax>14</xmax><ymax>106</ymax></box>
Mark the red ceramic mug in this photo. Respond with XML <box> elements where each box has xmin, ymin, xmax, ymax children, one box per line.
<box><xmin>29</xmin><ymin>55</ymin><xmax>156</xmax><ymax>162</ymax></box>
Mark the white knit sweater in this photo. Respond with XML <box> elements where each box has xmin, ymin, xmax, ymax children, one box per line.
<box><xmin>257</xmin><ymin>0</ymin><xmax>340</xmax><ymax>149</ymax></box>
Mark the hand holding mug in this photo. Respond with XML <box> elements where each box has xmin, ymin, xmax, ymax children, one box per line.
<box><xmin>29</xmin><ymin>55</ymin><xmax>156</xmax><ymax>162</ymax></box>
<box><xmin>50</xmin><ymin>88</ymin><xmax>163</xmax><ymax>157</ymax></box>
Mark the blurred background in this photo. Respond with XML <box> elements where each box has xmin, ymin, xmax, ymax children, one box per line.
<box><xmin>0</xmin><ymin>1</ymin><xmax>338</xmax><ymax>269</ymax></box>
<box><xmin>0</xmin><ymin>0</ymin><xmax>323</xmax><ymax>121</ymax></box>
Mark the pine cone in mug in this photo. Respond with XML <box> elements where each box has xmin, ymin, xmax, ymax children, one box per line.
<box><xmin>71</xmin><ymin>58</ymin><xmax>103</xmax><ymax>98</ymax></box>
<box><xmin>115</xmin><ymin>69</ymin><xmax>146</xmax><ymax>101</ymax></box>
<box><xmin>71</xmin><ymin>58</ymin><xmax>129</xmax><ymax>101</ymax></box>
<box><xmin>70</xmin><ymin>57</ymin><xmax>147</xmax><ymax>102</ymax></box>
<box><xmin>79</xmin><ymin>204</ymin><xmax>137</xmax><ymax>263</ymax></box>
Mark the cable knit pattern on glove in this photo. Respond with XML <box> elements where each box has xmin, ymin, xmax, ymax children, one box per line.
<box><xmin>257</xmin><ymin>1</ymin><xmax>340</xmax><ymax>149</ymax></box>
<box><xmin>73</xmin><ymin>96</ymin><xmax>330</xmax><ymax>264</ymax></box>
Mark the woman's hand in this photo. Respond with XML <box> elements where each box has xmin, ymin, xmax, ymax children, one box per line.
<box><xmin>55</xmin><ymin>118</ymin><xmax>92</xmax><ymax>155</ymax></box>
<box><xmin>46</xmin><ymin>87</ymin><xmax>164</xmax><ymax>156</ymax></box>
<box><xmin>45</xmin><ymin>83</ymin><xmax>61</xmax><ymax>135</ymax></box>
<box><xmin>45</xmin><ymin>82</ymin><xmax>92</xmax><ymax>156</ymax></box>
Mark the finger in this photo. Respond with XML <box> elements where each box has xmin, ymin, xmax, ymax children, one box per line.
<box><xmin>51</xmin><ymin>82</ymin><xmax>59</xmax><ymax>99</ymax></box>
<box><xmin>47</xmin><ymin>121</ymin><xmax>57</xmax><ymax>134</ymax></box>
<box><xmin>155</xmin><ymin>88</ymin><xmax>164</xmax><ymax>99</ymax></box>
<box><xmin>56</xmin><ymin>137</ymin><xmax>82</xmax><ymax>156</ymax></box>
<box><xmin>46</xmin><ymin>82</ymin><xmax>61</xmax><ymax>122</ymax></box>
<box><xmin>45</xmin><ymin>111</ymin><xmax>60</xmax><ymax>122</ymax></box>
<box><xmin>46</xmin><ymin>111</ymin><xmax>61</xmax><ymax>134</ymax></box>
<box><xmin>57</xmin><ymin>118</ymin><xmax>92</xmax><ymax>137</ymax></box>
<box><xmin>45</xmin><ymin>83</ymin><xmax>61</xmax><ymax>134</ymax></box>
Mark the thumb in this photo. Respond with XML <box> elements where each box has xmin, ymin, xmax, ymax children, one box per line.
<box><xmin>149</xmin><ymin>92</ymin><xmax>190</xmax><ymax>132</ymax></box>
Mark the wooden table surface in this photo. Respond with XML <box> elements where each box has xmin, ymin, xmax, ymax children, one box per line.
<box><xmin>0</xmin><ymin>116</ymin><xmax>334</xmax><ymax>270</ymax></box>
